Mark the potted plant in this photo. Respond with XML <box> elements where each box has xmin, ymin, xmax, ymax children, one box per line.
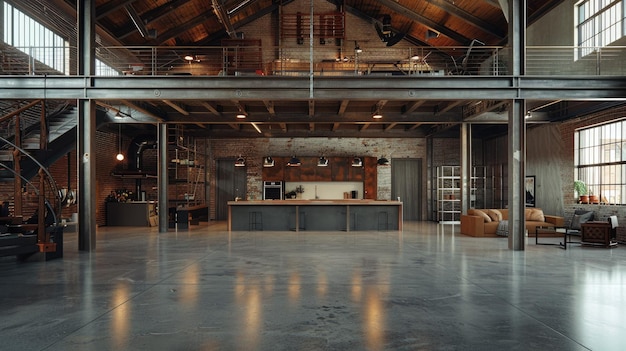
<box><xmin>574</xmin><ymin>180</ymin><xmax>588</xmax><ymax>203</ymax></box>
<box><xmin>295</xmin><ymin>185</ymin><xmax>305</xmax><ymax>199</ymax></box>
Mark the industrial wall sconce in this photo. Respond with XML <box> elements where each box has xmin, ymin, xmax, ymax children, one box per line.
<box><xmin>235</xmin><ymin>155</ymin><xmax>246</xmax><ymax>167</ymax></box>
<box><xmin>317</xmin><ymin>156</ymin><xmax>329</xmax><ymax>167</ymax></box>
<box><xmin>377</xmin><ymin>156</ymin><xmax>390</xmax><ymax>165</ymax></box>
<box><xmin>287</xmin><ymin>156</ymin><xmax>301</xmax><ymax>167</ymax></box>
<box><xmin>352</xmin><ymin>156</ymin><xmax>362</xmax><ymax>167</ymax></box>
<box><xmin>263</xmin><ymin>156</ymin><xmax>275</xmax><ymax>167</ymax></box>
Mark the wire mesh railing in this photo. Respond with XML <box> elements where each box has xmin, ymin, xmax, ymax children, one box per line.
<box><xmin>1</xmin><ymin>43</ymin><xmax>626</xmax><ymax>77</ymax></box>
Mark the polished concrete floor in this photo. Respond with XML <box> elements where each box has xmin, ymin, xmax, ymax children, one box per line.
<box><xmin>1</xmin><ymin>221</ymin><xmax>625</xmax><ymax>351</ymax></box>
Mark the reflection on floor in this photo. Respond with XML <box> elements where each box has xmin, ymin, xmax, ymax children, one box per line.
<box><xmin>1</xmin><ymin>221</ymin><xmax>625</xmax><ymax>351</ymax></box>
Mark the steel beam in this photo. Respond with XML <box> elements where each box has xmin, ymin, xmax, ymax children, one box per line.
<box><xmin>1</xmin><ymin>76</ymin><xmax>625</xmax><ymax>101</ymax></box>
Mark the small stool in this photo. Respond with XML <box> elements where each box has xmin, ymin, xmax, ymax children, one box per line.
<box><xmin>377</xmin><ymin>211</ymin><xmax>388</xmax><ymax>231</ymax></box>
<box><xmin>249</xmin><ymin>211</ymin><xmax>263</xmax><ymax>231</ymax></box>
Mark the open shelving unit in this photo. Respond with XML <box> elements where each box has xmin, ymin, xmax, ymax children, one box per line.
<box><xmin>437</xmin><ymin>166</ymin><xmax>461</xmax><ymax>223</ymax></box>
<box><xmin>436</xmin><ymin>165</ymin><xmax>487</xmax><ymax>223</ymax></box>
<box><xmin>168</xmin><ymin>125</ymin><xmax>206</xmax><ymax>210</ymax></box>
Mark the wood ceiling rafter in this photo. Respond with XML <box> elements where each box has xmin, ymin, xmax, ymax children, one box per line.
<box><xmin>384</xmin><ymin>122</ymin><xmax>398</xmax><ymax>132</ymax></box>
<box><xmin>163</xmin><ymin>100</ymin><xmax>189</xmax><ymax>115</ymax></box>
<box><xmin>149</xmin><ymin>12</ymin><xmax>215</xmax><ymax>45</ymax></box>
<box><xmin>200</xmin><ymin>101</ymin><xmax>222</xmax><ymax>116</ymax></box>
<box><xmin>376</xmin><ymin>0</ymin><xmax>471</xmax><ymax>44</ymax></box>
<box><xmin>435</xmin><ymin>100</ymin><xmax>464</xmax><ymax>115</ymax></box>
<box><xmin>402</xmin><ymin>100</ymin><xmax>426</xmax><ymax>114</ymax></box>
<box><xmin>114</xmin><ymin>0</ymin><xmax>193</xmax><ymax>40</ymax></box>
<box><xmin>120</xmin><ymin>100</ymin><xmax>165</xmax><ymax>122</ymax></box>
<box><xmin>96</xmin><ymin>0</ymin><xmax>135</xmax><ymax>21</ymax></box>
<box><xmin>338</xmin><ymin>100</ymin><xmax>350</xmax><ymax>115</ymax></box>
<box><xmin>263</xmin><ymin>100</ymin><xmax>276</xmax><ymax>116</ymax></box>
<box><xmin>425</xmin><ymin>0</ymin><xmax>505</xmax><ymax>39</ymax></box>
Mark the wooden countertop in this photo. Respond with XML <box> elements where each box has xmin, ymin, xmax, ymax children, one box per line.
<box><xmin>228</xmin><ymin>200</ymin><xmax>402</xmax><ymax>205</ymax></box>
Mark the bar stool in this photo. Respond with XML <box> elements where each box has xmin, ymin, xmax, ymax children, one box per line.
<box><xmin>249</xmin><ymin>211</ymin><xmax>263</xmax><ymax>231</ymax></box>
<box><xmin>377</xmin><ymin>211</ymin><xmax>388</xmax><ymax>231</ymax></box>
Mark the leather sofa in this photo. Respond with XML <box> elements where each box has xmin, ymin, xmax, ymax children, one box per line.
<box><xmin>460</xmin><ymin>208</ymin><xmax>564</xmax><ymax>237</ymax></box>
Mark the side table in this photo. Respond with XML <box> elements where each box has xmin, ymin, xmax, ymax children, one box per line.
<box><xmin>581</xmin><ymin>221</ymin><xmax>618</xmax><ymax>248</ymax></box>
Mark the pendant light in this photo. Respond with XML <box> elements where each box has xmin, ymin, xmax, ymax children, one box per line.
<box><xmin>116</xmin><ymin>124</ymin><xmax>124</xmax><ymax>161</ymax></box>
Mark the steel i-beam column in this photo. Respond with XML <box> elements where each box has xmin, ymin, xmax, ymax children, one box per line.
<box><xmin>158</xmin><ymin>124</ymin><xmax>169</xmax><ymax>232</ymax></box>
<box><xmin>507</xmin><ymin>0</ymin><xmax>527</xmax><ymax>250</ymax></box>
<box><xmin>77</xmin><ymin>0</ymin><xmax>96</xmax><ymax>251</ymax></box>
<box><xmin>460</xmin><ymin>123</ymin><xmax>471</xmax><ymax>215</ymax></box>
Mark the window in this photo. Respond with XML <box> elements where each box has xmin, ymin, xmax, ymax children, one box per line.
<box><xmin>3</xmin><ymin>2</ymin><xmax>69</xmax><ymax>74</ymax></box>
<box><xmin>575</xmin><ymin>119</ymin><xmax>626</xmax><ymax>204</ymax></box>
<box><xmin>576</xmin><ymin>0</ymin><xmax>625</xmax><ymax>58</ymax></box>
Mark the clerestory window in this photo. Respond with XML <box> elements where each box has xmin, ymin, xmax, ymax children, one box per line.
<box><xmin>576</xmin><ymin>0</ymin><xmax>625</xmax><ymax>58</ymax></box>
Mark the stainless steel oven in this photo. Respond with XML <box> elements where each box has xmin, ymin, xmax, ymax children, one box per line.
<box><xmin>263</xmin><ymin>181</ymin><xmax>283</xmax><ymax>200</ymax></box>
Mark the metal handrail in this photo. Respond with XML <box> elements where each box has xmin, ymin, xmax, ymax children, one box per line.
<box><xmin>2</xmin><ymin>43</ymin><xmax>626</xmax><ymax>77</ymax></box>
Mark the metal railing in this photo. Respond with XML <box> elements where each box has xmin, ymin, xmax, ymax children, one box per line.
<box><xmin>2</xmin><ymin>42</ymin><xmax>626</xmax><ymax>77</ymax></box>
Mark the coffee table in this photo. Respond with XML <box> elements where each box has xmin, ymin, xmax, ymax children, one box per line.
<box><xmin>535</xmin><ymin>225</ymin><xmax>570</xmax><ymax>249</ymax></box>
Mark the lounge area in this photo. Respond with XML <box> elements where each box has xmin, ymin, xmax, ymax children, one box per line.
<box><xmin>460</xmin><ymin>208</ymin><xmax>565</xmax><ymax>237</ymax></box>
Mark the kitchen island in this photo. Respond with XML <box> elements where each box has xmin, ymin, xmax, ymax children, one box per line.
<box><xmin>227</xmin><ymin>200</ymin><xmax>402</xmax><ymax>232</ymax></box>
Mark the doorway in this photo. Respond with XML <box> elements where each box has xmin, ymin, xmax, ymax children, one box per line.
<box><xmin>391</xmin><ymin>158</ymin><xmax>422</xmax><ymax>221</ymax></box>
<box><xmin>216</xmin><ymin>159</ymin><xmax>247</xmax><ymax>220</ymax></box>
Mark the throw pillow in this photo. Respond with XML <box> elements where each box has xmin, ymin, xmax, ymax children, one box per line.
<box><xmin>472</xmin><ymin>209</ymin><xmax>491</xmax><ymax>223</ymax></box>
<box><xmin>487</xmin><ymin>209</ymin><xmax>503</xmax><ymax>222</ymax></box>
<box><xmin>528</xmin><ymin>209</ymin><xmax>545</xmax><ymax>222</ymax></box>
<box><xmin>571</xmin><ymin>211</ymin><xmax>593</xmax><ymax>230</ymax></box>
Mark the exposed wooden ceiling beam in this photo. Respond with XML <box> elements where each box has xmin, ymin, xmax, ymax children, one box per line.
<box><xmin>96</xmin><ymin>0</ymin><xmax>135</xmax><ymax>20</ymax></box>
<box><xmin>435</xmin><ymin>100</ymin><xmax>464</xmax><ymax>115</ymax></box>
<box><xmin>200</xmin><ymin>102</ymin><xmax>222</xmax><ymax>116</ymax></box>
<box><xmin>426</xmin><ymin>0</ymin><xmax>505</xmax><ymax>39</ymax></box>
<box><xmin>332</xmin><ymin>122</ymin><xmax>341</xmax><ymax>131</ymax></box>
<box><xmin>150</xmin><ymin>12</ymin><xmax>214</xmax><ymax>45</ymax></box>
<box><xmin>376</xmin><ymin>0</ymin><xmax>470</xmax><ymax>44</ymax></box>
<box><xmin>360</xmin><ymin>123</ymin><xmax>370</xmax><ymax>131</ymax></box>
<box><xmin>408</xmin><ymin>123</ymin><xmax>422</xmax><ymax>130</ymax></box>
<box><xmin>279</xmin><ymin>123</ymin><xmax>287</xmax><ymax>132</ymax></box>
<box><xmin>384</xmin><ymin>123</ymin><xmax>398</xmax><ymax>132</ymax></box>
<box><xmin>163</xmin><ymin>100</ymin><xmax>189</xmax><ymax>115</ymax></box>
<box><xmin>338</xmin><ymin>100</ymin><xmax>350</xmax><ymax>116</ymax></box>
<box><xmin>263</xmin><ymin>100</ymin><xmax>276</xmax><ymax>116</ymax></box>
<box><xmin>120</xmin><ymin>100</ymin><xmax>165</xmax><ymax>122</ymax></box>
<box><xmin>403</xmin><ymin>100</ymin><xmax>426</xmax><ymax>114</ymax></box>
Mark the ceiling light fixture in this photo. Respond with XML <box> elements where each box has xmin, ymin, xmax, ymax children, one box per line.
<box><xmin>184</xmin><ymin>54</ymin><xmax>194</xmax><ymax>61</ymax></box>
<box><xmin>235</xmin><ymin>155</ymin><xmax>246</xmax><ymax>167</ymax></box>
<box><xmin>317</xmin><ymin>156</ymin><xmax>329</xmax><ymax>167</ymax></box>
<box><xmin>377</xmin><ymin>156</ymin><xmax>390</xmax><ymax>166</ymax></box>
<box><xmin>116</xmin><ymin>124</ymin><xmax>124</xmax><ymax>161</ymax></box>
<box><xmin>354</xmin><ymin>41</ymin><xmax>362</xmax><ymax>54</ymax></box>
<box><xmin>525</xmin><ymin>111</ymin><xmax>532</xmax><ymax>119</ymax></box>
<box><xmin>287</xmin><ymin>156</ymin><xmax>301</xmax><ymax>167</ymax></box>
<box><xmin>263</xmin><ymin>156</ymin><xmax>275</xmax><ymax>167</ymax></box>
<box><xmin>236</xmin><ymin>113</ymin><xmax>247</xmax><ymax>119</ymax></box>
